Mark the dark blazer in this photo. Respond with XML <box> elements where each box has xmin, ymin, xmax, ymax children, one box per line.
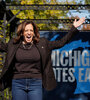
<box><xmin>0</xmin><ymin>25</ymin><xmax>79</xmax><ymax>91</ymax></box>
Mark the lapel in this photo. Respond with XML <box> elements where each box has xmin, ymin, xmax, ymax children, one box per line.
<box><xmin>1</xmin><ymin>40</ymin><xmax>22</xmax><ymax>77</ymax></box>
<box><xmin>35</xmin><ymin>40</ymin><xmax>46</xmax><ymax>71</ymax></box>
<box><xmin>7</xmin><ymin>40</ymin><xmax>22</xmax><ymax>67</ymax></box>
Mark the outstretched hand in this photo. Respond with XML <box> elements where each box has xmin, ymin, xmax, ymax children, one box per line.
<box><xmin>73</xmin><ymin>17</ymin><xmax>85</xmax><ymax>28</ymax></box>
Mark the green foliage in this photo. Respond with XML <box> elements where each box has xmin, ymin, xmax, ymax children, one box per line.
<box><xmin>11</xmin><ymin>0</ymin><xmax>77</xmax><ymax>30</ymax></box>
<box><xmin>85</xmin><ymin>0</ymin><xmax>90</xmax><ymax>4</ymax></box>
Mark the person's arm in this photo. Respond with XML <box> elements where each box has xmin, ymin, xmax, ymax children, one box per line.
<box><xmin>47</xmin><ymin>25</ymin><xmax>79</xmax><ymax>50</ymax></box>
<box><xmin>47</xmin><ymin>17</ymin><xmax>85</xmax><ymax>50</ymax></box>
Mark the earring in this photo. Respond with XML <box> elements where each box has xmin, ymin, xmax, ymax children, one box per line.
<box><xmin>21</xmin><ymin>33</ymin><xmax>23</xmax><ymax>36</ymax></box>
<box><xmin>33</xmin><ymin>34</ymin><xmax>35</xmax><ymax>38</ymax></box>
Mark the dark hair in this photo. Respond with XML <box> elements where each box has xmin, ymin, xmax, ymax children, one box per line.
<box><xmin>14</xmin><ymin>20</ymin><xmax>40</xmax><ymax>44</ymax></box>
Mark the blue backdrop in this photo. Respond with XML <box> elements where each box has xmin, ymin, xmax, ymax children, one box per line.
<box><xmin>40</xmin><ymin>31</ymin><xmax>90</xmax><ymax>100</ymax></box>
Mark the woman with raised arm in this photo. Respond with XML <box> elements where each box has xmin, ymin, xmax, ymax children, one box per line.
<box><xmin>0</xmin><ymin>17</ymin><xmax>85</xmax><ymax>100</ymax></box>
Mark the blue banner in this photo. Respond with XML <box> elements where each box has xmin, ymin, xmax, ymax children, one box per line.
<box><xmin>40</xmin><ymin>31</ymin><xmax>90</xmax><ymax>100</ymax></box>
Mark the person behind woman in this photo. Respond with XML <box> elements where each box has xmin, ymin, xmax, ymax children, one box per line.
<box><xmin>0</xmin><ymin>17</ymin><xmax>85</xmax><ymax>100</ymax></box>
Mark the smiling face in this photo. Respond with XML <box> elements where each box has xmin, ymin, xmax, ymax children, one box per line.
<box><xmin>23</xmin><ymin>24</ymin><xmax>34</xmax><ymax>44</ymax></box>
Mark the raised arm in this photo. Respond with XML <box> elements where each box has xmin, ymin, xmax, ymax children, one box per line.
<box><xmin>48</xmin><ymin>17</ymin><xmax>85</xmax><ymax>50</ymax></box>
